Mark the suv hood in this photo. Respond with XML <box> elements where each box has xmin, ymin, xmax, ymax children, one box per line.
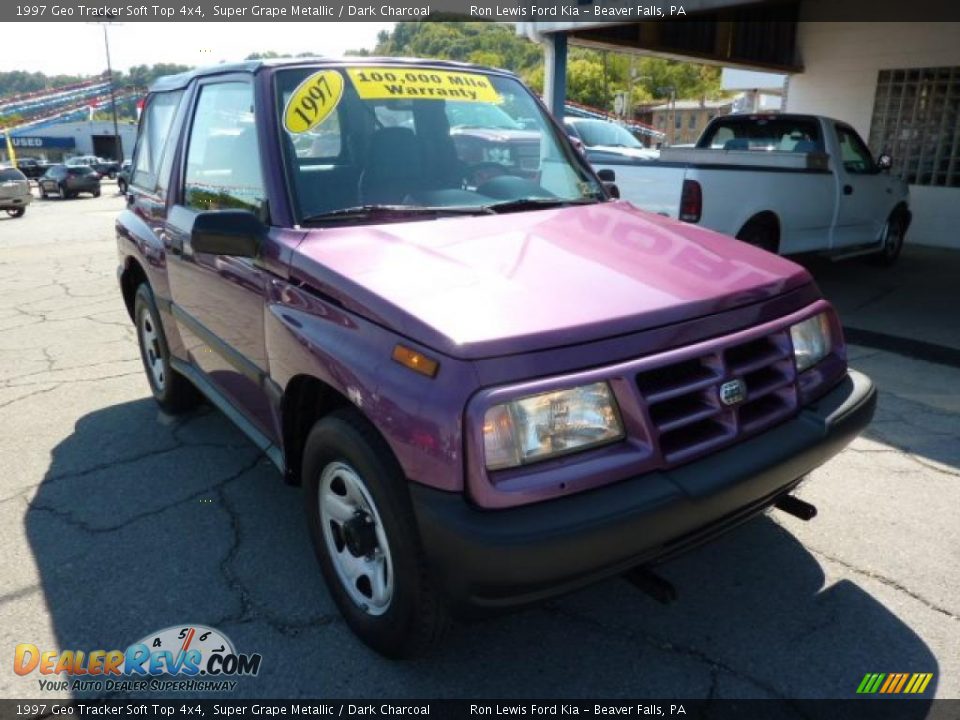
<box><xmin>291</xmin><ymin>201</ymin><xmax>812</xmax><ymax>360</ymax></box>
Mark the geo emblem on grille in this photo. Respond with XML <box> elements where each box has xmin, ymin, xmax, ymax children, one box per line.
<box><xmin>719</xmin><ymin>378</ymin><xmax>747</xmax><ymax>406</ymax></box>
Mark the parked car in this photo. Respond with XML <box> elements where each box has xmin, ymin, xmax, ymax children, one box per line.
<box><xmin>117</xmin><ymin>59</ymin><xmax>875</xmax><ymax>658</ymax></box>
<box><xmin>14</xmin><ymin>157</ymin><xmax>52</xmax><ymax>180</ymax></box>
<box><xmin>116</xmin><ymin>160</ymin><xmax>132</xmax><ymax>194</ymax></box>
<box><xmin>445</xmin><ymin>100</ymin><xmax>542</xmax><ymax>181</ymax></box>
<box><xmin>39</xmin><ymin>164</ymin><xmax>102</xmax><ymax>199</ymax></box>
<box><xmin>601</xmin><ymin>114</ymin><xmax>911</xmax><ymax>265</ymax></box>
<box><xmin>564</xmin><ymin>117</ymin><xmax>660</xmax><ymax>162</ymax></box>
<box><xmin>66</xmin><ymin>155</ymin><xmax>120</xmax><ymax>179</ymax></box>
<box><xmin>0</xmin><ymin>166</ymin><xmax>32</xmax><ymax>217</ymax></box>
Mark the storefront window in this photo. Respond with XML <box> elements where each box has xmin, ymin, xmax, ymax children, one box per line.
<box><xmin>869</xmin><ymin>67</ymin><xmax>960</xmax><ymax>187</ymax></box>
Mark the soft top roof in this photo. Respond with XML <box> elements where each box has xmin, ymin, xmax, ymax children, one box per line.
<box><xmin>148</xmin><ymin>56</ymin><xmax>517</xmax><ymax>93</ymax></box>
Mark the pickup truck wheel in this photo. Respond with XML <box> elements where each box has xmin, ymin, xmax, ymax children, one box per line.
<box><xmin>134</xmin><ymin>283</ymin><xmax>200</xmax><ymax>414</ymax></box>
<box><xmin>303</xmin><ymin>409</ymin><xmax>449</xmax><ymax>658</ymax></box>
<box><xmin>868</xmin><ymin>216</ymin><xmax>905</xmax><ymax>266</ymax></box>
<box><xmin>736</xmin><ymin>218</ymin><xmax>779</xmax><ymax>254</ymax></box>
<box><xmin>5</xmin><ymin>208</ymin><xmax>25</xmax><ymax>218</ymax></box>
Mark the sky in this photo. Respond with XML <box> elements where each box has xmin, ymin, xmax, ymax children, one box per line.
<box><xmin>0</xmin><ymin>22</ymin><xmax>395</xmax><ymax>76</ymax></box>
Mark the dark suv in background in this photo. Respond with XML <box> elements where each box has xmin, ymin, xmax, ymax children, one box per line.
<box><xmin>39</xmin><ymin>164</ymin><xmax>102</xmax><ymax>199</ymax></box>
<box><xmin>14</xmin><ymin>157</ymin><xmax>51</xmax><ymax>180</ymax></box>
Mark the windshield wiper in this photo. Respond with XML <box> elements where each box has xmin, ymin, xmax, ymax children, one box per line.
<box><xmin>481</xmin><ymin>197</ymin><xmax>601</xmax><ymax>214</ymax></box>
<box><xmin>300</xmin><ymin>204</ymin><xmax>493</xmax><ymax>225</ymax></box>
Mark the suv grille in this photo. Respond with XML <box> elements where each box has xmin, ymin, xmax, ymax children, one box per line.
<box><xmin>636</xmin><ymin>329</ymin><xmax>797</xmax><ymax>465</ymax></box>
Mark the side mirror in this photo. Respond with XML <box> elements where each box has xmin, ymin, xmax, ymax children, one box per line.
<box><xmin>191</xmin><ymin>210</ymin><xmax>264</xmax><ymax>258</ymax></box>
<box><xmin>596</xmin><ymin>168</ymin><xmax>619</xmax><ymax>198</ymax></box>
<box><xmin>878</xmin><ymin>153</ymin><xmax>893</xmax><ymax>171</ymax></box>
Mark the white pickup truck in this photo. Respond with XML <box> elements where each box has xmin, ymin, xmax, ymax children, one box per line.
<box><xmin>598</xmin><ymin>114</ymin><xmax>911</xmax><ymax>265</ymax></box>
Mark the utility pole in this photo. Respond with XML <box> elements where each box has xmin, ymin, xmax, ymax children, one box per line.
<box><xmin>90</xmin><ymin>22</ymin><xmax>123</xmax><ymax>162</ymax></box>
<box><xmin>657</xmin><ymin>85</ymin><xmax>677</xmax><ymax>146</ymax></box>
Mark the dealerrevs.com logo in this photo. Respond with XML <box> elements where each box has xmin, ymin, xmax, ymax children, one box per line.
<box><xmin>14</xmin><ymin>625</ymin><xmax>262</xmax><ymax>693</ymax></box>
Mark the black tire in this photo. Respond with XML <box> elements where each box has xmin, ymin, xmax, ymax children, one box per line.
<box><xmin>118</xmin><ymin>179</ymin><xmax>127</xmax><ymax>194</ymax></box>
<box><xmin>736</xmin><ymin>216</ymin><xmax>779</xmax><ymax>254</ymax></box>
<box><xmin>867</xmin><ymin>215</ymin><xmax>906</xmax><ymax>267</ymax></box>
<box><xmin>303</xmin><ymin>408</ymin><xmax>449</xmax><ymax>658</ymax></box>
<box><xmin>58</xmin><ymin>184</ymin><xmax>68</xmax><ymax>200</ymax></box>
<box><xmin>133</xmin><ymin>283</ymin><xmax>200</xmax><ymax>414</ymax></box>
<box><xmin>93</xmin><ymin>187</ymin><xmax>101</xmax><ymax>198</ymax></box>
<box><xmin>39</xmin><ymin>185</ymin><xmax>47</xmax><ymax>199</ymax></box>
<box><xmin>108</xmin><ymin>170</ymin><xmax>117</xmax><ymax>180</ymax></box>
<box><xmin>5</xmin><ymin>208</ymin><xmax>25</xmax><ymax>218</ymax></box>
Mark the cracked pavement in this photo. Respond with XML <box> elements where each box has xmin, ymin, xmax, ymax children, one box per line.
<box><xmin>1</xmin><ymin>190</ymin><xmax>958</xmax><ymax>702</ymax></box>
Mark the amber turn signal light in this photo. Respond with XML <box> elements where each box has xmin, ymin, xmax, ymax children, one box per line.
<box><xmin>392</xmin><ymin>344</ymin><xmax>439</xmax><ymax>378</ymax></box>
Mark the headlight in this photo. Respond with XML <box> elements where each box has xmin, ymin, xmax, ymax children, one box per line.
<box><xmin>790</xmin><ymin>313</ymin><xmax>832</xmax><ymax>372</ymax></box>
<box><xmin>483</xmin><ymin>382</ymin><xmax>624</xmax><ymax>470</ymax></box>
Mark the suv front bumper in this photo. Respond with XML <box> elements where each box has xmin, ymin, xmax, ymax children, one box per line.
<box><xmin>410</xmin><ymin>370</ymin><xmax>876</xmax><ymax>611</ymax></box>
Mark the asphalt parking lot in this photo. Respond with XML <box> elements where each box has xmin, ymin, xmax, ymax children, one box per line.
<box><xmin>1</xmin><ymin>186</ymin><xmax>958</xmax><ymax>702</ymax></box>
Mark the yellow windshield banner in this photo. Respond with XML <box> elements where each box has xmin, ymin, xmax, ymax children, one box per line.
<box><xmin>346</xmin><ymin>67</ymin><xmax>502</xmax><ymax>103</ymax></box>
<box><xmin>283</xmin><ymin>69</ymin><xmax>345</xmax><ymax>134</ymax></box>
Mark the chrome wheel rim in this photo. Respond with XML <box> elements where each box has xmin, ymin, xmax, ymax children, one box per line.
<box><xmin>319</xmin><ymin>461</ymin><xmax>394</xmax><ymax>616</ymax></box>
<box><xmin>139</xmin><ymin>311</ymin><xmax>165</xmax><ymax>391</ymax></box>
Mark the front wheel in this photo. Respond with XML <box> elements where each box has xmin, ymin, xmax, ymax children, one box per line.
<box><xmin>303</xmin><ymin>409</ymin><xmax>449</xmax><ymax>658</ymax></box>
<box><xmin>5</xmin><ymin>208</ymin><xmax>25</xmax><ymax>218</ymax></box>
<box><xmin>134</xmin><ymin>283</ymin><xmax>200</xmax><ymax>414</ymax></box>
<box><xmin>868</xmin><ymin>216</ymin><xmax>905</xmax><ymax>266</ymax></box>
<box><xmin>58</xmin><ymin>184</ymin><xmax>68</xmax><ymax>200</ymax></box>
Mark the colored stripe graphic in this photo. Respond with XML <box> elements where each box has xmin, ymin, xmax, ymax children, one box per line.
<box><xmin>857</xmin><ymin>672</ymin><xmax>933</xmax><ymax>694</ymax></box>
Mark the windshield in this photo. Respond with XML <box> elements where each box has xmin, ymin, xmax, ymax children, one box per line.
<box><xmin>275</xmin><ymin>65</ymin><xmax>602</xmax><ymax>223</ymax></box>
<box><xmin>0</xmin><ymin>168</ymin><xmax>26</xmax><ymax>181</ymax></box>
<box><xmin>445</xmin><ymin>101</ymin><xmax>522</xmax><ymax>130</ymax></box>
<box><xmin>573</xmin><ymin>120</ymin><xmax>642</xmax><ymax>149</ymax></box>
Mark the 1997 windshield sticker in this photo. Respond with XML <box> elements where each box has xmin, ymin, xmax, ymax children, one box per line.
<box><xmin>283</xmin><ymin>69</ymin><xmax>344</xmax><ymax>134</ymax></box>
<box><xmin>347</xmin><ymin>67</ymin><xmax>502</xmax><ymax>103</ymax></box>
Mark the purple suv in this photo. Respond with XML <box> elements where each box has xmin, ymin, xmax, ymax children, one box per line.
<box><xmin>116</xmin><ymin>58</ymin><xmax>876</xmax><ymax>657</ymax></box>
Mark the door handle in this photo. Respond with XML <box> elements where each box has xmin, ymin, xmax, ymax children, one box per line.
<box><xmin>843</xmin><ymin>184</ymin><xmax>853</xmax><ymax>195</ymax></box>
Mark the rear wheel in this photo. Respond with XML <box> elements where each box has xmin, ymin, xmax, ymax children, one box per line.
<box><xmin>134</xmin><ymin>283</ymin><xmax>200</xmax><ymax>414</ymax></box>
<box><xmin>736</xmin><ymin>216</ymin><xmax>779</xmax><ymax>254</ymax></box>
<box><xmin>303</xmin><ymin>409</ymin><xmax>449</xmax><ymax>658</ymax></box>
<box><xmin>5</xmin><ymin>208</ymin><xmax>25</xmax><ymax>218</ymax></box>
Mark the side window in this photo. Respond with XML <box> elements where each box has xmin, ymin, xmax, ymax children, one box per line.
<box><xmin>183</xmin><ymin>82</ymin><xmax>266</xmax><ymax>216</ymax></box>
<box><xmin>132</xmin><ymin>90</ymin><xmax>183</xmax><ymax>191</ymax></box>
<box><xmin>836</xmin><ymin>125</ymin><xmax>876</xmax><ymax>174</ymax></box>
